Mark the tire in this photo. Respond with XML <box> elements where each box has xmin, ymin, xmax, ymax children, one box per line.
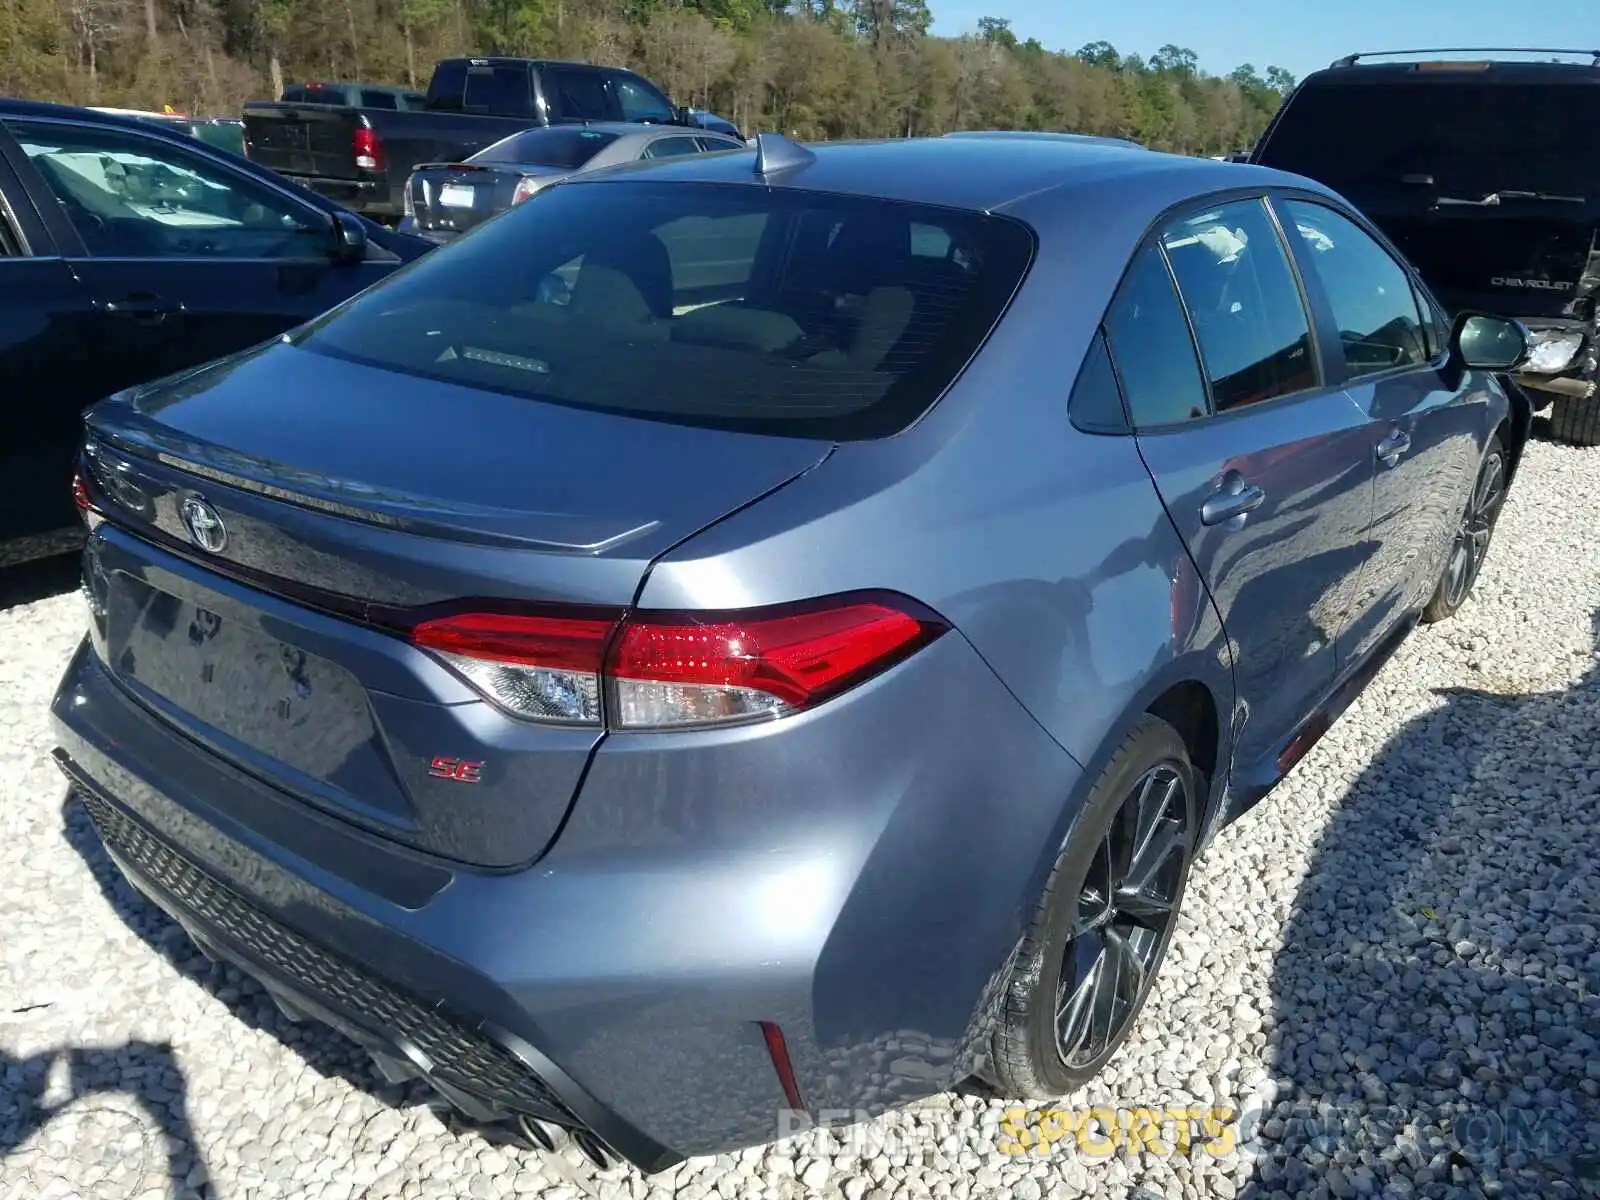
<box><xmin>1549</xmin><ymin>391</ymin><xmax>1600</xmax><ymax>447</ymax></box>
<box><xmin>989</xmin><ymin>714</ymin><xmax>1198</xmax><ymax>1098</ymax></box>
<box><xmin>1421</xmin><ymin>434</ymin><xmax>1508</xmax><ymax>625</ymax></box>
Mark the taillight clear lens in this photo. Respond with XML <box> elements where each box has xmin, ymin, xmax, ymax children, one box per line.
<box><xmin>610</xmin><ymin>597</ymin><xmax>946</xmax><ymax>729</ymax></box>
<box><xmin>72</xmin><ymin>471</ymin><xmax>91</xmax><ymax>520</ymax></box>
<box><xmin>511</xmin><ymin>177</ymin><xmax>541</xmax><ymax>205</ymax></box>
<box><xmin>408</xmin><ymin>595</ymin><xmax>945</xmax><ymax>730</ymax></box>
<box><xmin>410</xmin><ymin>611</ymin><xmax>617</xmax><ymax>725</ymax></box>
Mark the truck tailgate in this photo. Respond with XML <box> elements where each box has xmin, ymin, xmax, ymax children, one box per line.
<box><xmin>243</xmin><ymin>103</ymin><xmax>363</xmax><ymax>181</ymax></box>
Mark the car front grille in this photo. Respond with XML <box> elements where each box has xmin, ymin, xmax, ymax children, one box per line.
<box><xmin>77</xmin><ymin>789</ymin><xmax>569</xmax><ymax>1122</ymax></box>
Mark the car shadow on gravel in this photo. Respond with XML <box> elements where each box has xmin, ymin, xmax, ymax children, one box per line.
<box><xmin>0</xmin><ymin>1039</ymin><xmax>211</xmax><ymax>1198</ymax></box>
<box><xmin>1246</xmin><ymin>612</ymin><xmax>1600</xmax><ymax>1200</ymax></box>
<box><xmin>56</xmin><ymin>792</ymin><xmax>442</xmax><ymax>1126</ymax></box>
<box><xmin>0</xmin><ymin>553</ymin><xmax>81</xmax><ymax>611</ymax></box>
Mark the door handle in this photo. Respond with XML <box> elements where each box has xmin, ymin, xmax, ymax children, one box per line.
<box><xmin>102</xmin><ymin>293</ymin><xmax>177</xmax><ymax>326</ymax></box>
<box><xmin>1200</xmin><ymin>476</ymin><xmax>1267</xmax><ymax>527</ymax></box>
<box><xmin>1376</xmin><ymin>428</ymin><xmax>1411</xmax><ymax>467</ymax></box>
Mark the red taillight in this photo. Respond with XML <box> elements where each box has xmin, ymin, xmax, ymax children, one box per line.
<box><xmin>611</xmin><ymin>599</ymin><xmax>941</xmax><ymax>727</ymax></box>
<box><xmin>406</xmin><ymin>593</ymin><xmax>946</xmax><ymax>729</ymax></box>
<box><xmin>353</xmin><ymin>125</ymin><xmax>384</xmax><ymax>171</ymax></box>
<box><xmin>72</xmin><ymin>471</ymin><xmax>91</xmax><ymax>519</ymax></box>
<box><xmin>511</xmin><ymin>177</ymin><xmax>542</xmax><ymax>206</ymax></box>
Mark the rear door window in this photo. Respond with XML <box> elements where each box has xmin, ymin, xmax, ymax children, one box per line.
<box><xmin>1159</xmin><ymin>198</ymin><xmax>1318</xmax><ymax>411</ymax></box>
<box><xmin>543</xmin><ymin>69</ymin><xmax>612</xmax><ymax>121</ymax></box>
<box><xmin>360</xmin><ymin>90</ymin><xmax>400</xmax><ymax>110</ymax></box>
<box><xmin>299</xmin><ymin>181</ymin><xmax>1035</xmax><ymax>439</ymax></box>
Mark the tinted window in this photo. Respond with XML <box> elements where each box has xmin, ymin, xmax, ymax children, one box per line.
<box><xmin>282</xmin><ymin>85</ymin><xmax>310</xmax><ymax>103</ymax></box>
<box><xmin>295</xmin><ymin>84</ymin><xmax>348</xmax><ymax>105</ymax></box>
<box><xmin>1284</xmin><ymin>199</ymin><xmax>1428</xmax><ymax>378</ymax></box>
<box><xmin>643</xmin><ymin>136</ymin><xmax>701</xmax><ymax>159</ymax></box>
<box><xmin>300</xmin><ymin>182</ymin><xmax>1034</xmax><ymax>440</ymax></box>
<box><xmin>696</xmin><ymin>136</ymin><xmax>739</xmax><ymax>153</ymax></box>
<box><xmin>360</xmin><ymin>89</ymin><xmax>400</xmax><ymax>109</ymax></box>
<box><xmin>464</xmin><ymin>66</ymin><xmax>532</xmax><ymax>116</ymax></box>
<box><xmin>427</xmin><ymin>62</ymin><xmax>468</xmax><ymax>110</ymax></box>
<box><xmin>1257</xmin><ymin>80</ymin><xmax>1600</xmax><ymax>198</ymax></box>
<box><xmin>544</xmin><ymin>69</ymin><xmax>610</xmax><ymax>120</ymax></box>
<box><xmin>1160</xmin><ymin>198</ymin><xmax>1317</xmax><ymax>411</ymax></box>
<box><xmin>10</xmin><ymin>120</ymin><xmax>322</xmax><ymax>260</ymax></box>
<box><xmin>1068</xmin><ymin>331</ymin><xmax>1128</xmax><ymax>433</ymax></box>
<box><xmin>474</xmin><ymin>127</ymin><xmax>620</xmax><ymax>169</ymax></box>
<box><xmin>614</xmin><ymin>74</ymin><xmax>675</xmax><ymax>122</ymax></box>
<box><xmin>1104</xmin><ymin>243</ymin><xmax>1210</xmax><ymax>428</ymax></box>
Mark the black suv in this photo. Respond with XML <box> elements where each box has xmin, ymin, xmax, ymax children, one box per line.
<box><xmin>1250</xmin><ymin>49</ymin><xmax>1600</xmax><ymax>446</ymax></box>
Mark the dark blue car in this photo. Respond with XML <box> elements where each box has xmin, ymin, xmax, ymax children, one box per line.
<box><xmin>53</xmin><ymin>133</ymin><xmax>1530</xmax><ymax>1172</ymax></box>
<box><xmin>0</xmin><ymin>99</ymin><xmax>431</xmax><ymax>566</ymax></box>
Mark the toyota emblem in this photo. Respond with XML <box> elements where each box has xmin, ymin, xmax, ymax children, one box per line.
<box><xmin>179</xmin><ymin>495</ymin><xmax>227</xmax><ymax>554</ymax></box>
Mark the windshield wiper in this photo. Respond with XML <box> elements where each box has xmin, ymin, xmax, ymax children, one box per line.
<box><xmin>1433</xmin><ymin>189</ymin><xmax>1587</xmax><ymax>208</ymax></box>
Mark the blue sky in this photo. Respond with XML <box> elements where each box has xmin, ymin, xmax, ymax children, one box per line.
<box><xmin>928</xmin><ymin>0</ymin><xmax>1597</xmax><ymax>85</ymax></box>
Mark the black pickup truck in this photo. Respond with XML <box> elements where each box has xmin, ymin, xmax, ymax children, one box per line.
<box><xmin>242</xmin><ymin>57</ymin><xmax>740</xmax><ymax>222</ymax></box>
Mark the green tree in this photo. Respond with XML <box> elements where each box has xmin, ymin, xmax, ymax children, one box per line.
<box><xmin>976</xmin><ymin>15</ymin><xmax>1015</xmax><ymax>51</ymax></box>
<box><xmin>1075</xmin><ymin>40</ymin><xmax>1119</xmax><ymax>70</ymax></box>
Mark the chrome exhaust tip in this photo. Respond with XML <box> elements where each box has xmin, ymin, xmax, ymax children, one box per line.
<box><xmin>514</xmin><ymin>1113</ymin><xmax>562</xmax><ymax>1154</ymax></box>
<box><xmin>572</xmin><ymin>1128</ymin><xmax>613</xmax><ymax>1170</ymax></box>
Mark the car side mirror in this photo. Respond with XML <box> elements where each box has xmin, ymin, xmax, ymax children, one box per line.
<box><xmin>676</xmin><ymin>105</ymin><xmax>696</xmax><ymax>127</ymax></box>
<box><xmin>329</xmin><ymin>210</ymin><xmax>368</xmax><ymax>265</ymax></box>
<box><xmin>1451</xmin><ymin>313</ymin><xmax>1531</xmax><ymax>371</ymax></box>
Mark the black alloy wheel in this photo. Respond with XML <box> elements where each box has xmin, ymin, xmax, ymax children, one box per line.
<box><xmin>989</xmin><ymin>714</ymin><xmax>1199</xmax><ymax>1098</ymax></box>
<box><xmin>1424</xmin><ymin>436</ymin><xmax>1507</xmax><ymax>624</ymax></box>
<box><xmin>1055</xmin><ymin>762</ymin><xmax>1189</xmax><ymax>1067</ymax></box>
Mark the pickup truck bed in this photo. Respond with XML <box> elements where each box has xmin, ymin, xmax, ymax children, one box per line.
<box><xmin>242</xmin><ymin>102</ymin><xmax>526</xmax><ymax>219</ymax></box>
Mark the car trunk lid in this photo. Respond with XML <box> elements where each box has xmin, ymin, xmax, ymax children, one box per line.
<box><xmin>408</xmin><ymin>163</ymin><xmax>559</xmax><ymax>237</ymax></box>
<box><xmin>80</xmin><ymin>341</ymin><xmax>831</xmax><ymax>866</ymax></box>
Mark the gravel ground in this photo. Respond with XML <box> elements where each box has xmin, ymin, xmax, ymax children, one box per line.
<box><xmin>3</xmin><ymin>435</ymin><xmax>1598</xmax><ymax>1200</ymax></box>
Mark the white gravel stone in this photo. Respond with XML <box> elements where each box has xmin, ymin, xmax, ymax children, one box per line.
<box><xmin>3</xmin><ymin>435</ymin><xmax>1598</xmax><ymax>1200</ymax></box>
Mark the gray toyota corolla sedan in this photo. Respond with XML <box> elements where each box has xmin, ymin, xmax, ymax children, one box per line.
<box><xmin>54</xmin><ymin>132</ymin><xmax>1530</xmax><ymax>1172</ymax></box>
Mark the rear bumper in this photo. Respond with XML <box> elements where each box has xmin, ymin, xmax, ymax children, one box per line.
<box><xmin>51</xmin><ymin>617</ymin><xmax>1084</xmax><ymax>1166</ymax></box>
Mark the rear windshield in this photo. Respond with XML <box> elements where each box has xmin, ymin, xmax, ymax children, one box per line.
<box><xmin>299</xmin><ymin>181</ymin><xmax>1034</xmax><ymax>439</ymax></box>
<box><xmin>473</xmin><ymin>127</ymin><xmax>620</xmax><ymax>168</ymax></box>
<box><xmin>1258</xmin><ymin>79</ymin><xmax>1600</xmax><ymax>199</ymax></box>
